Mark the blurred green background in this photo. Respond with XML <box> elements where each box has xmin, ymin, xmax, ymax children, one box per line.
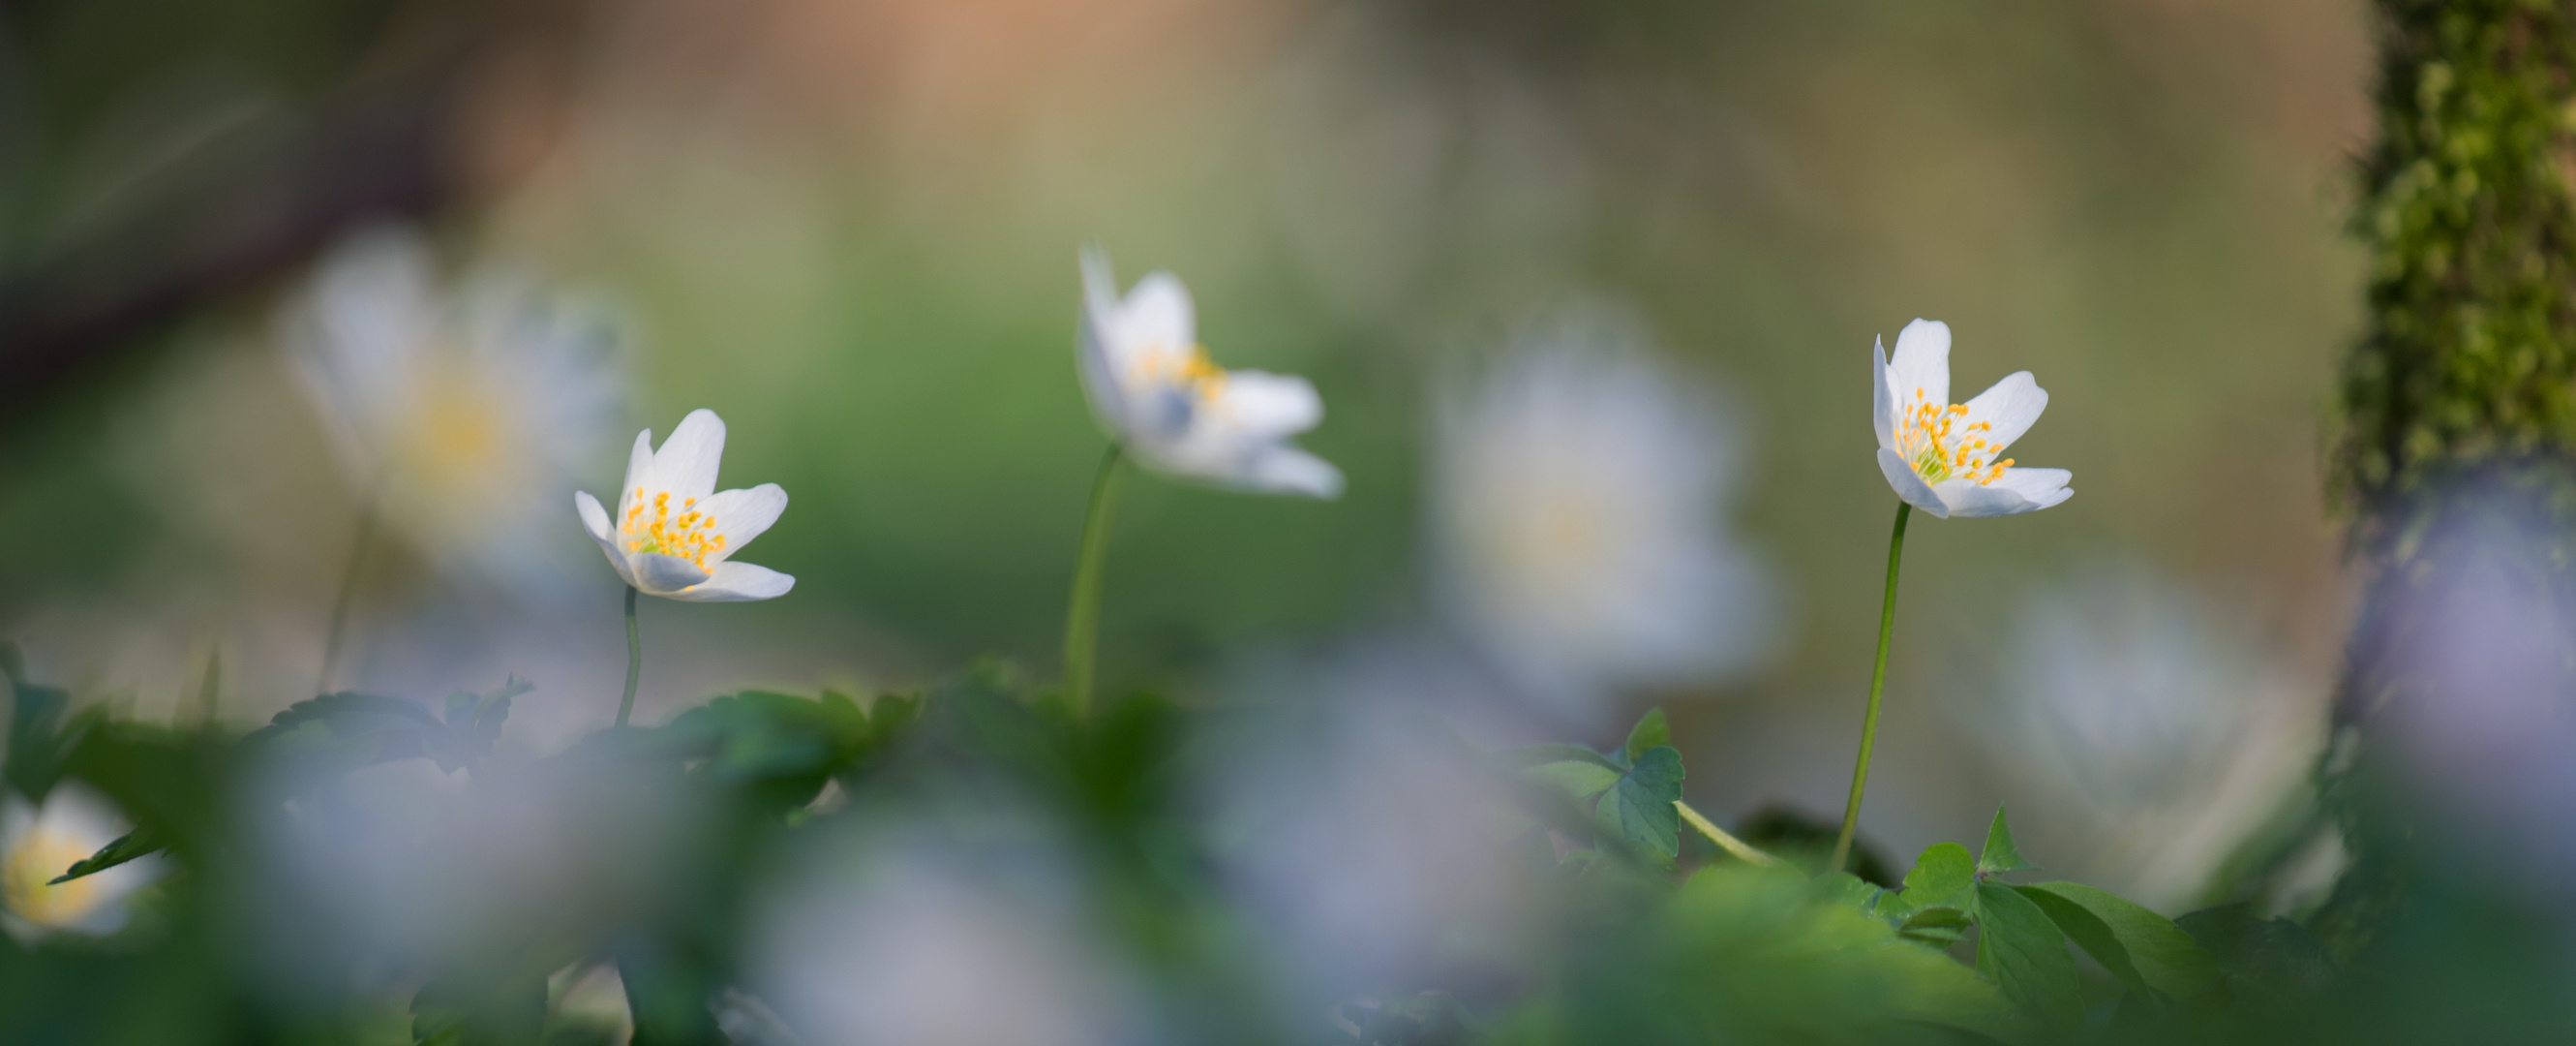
<box><xmin>0</xmin><ymin>0</ymin><xmax>2367</xmax><ymax>908</ymax></box>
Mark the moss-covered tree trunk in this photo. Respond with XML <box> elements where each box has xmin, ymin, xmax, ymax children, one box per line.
<box><xmin>2319</xmin><ymin>0</ymin><xmax>2576</xmax><ymax>948</ymax></box>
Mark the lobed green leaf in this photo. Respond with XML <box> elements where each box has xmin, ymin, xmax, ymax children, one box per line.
<box><xmin>2022</xmin><ymin>881</ymin><xmax>2220</xmax><ymax>1000</ymax></box>
<box><xmin>1974</xmin><ymin>880</ymin><xmax>2083</xmax><ymax>1029</ymax></box>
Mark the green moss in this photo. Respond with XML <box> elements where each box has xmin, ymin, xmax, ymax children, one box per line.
<box><xmin>2318</xmin><ymin>0</ymin><xmax>2576</xmax><ymax>954</ymax></box>
<box><xmin>2337</xmin><ymin>1</ymin><xmax>2576</xmax><ymax>519</ymax></box>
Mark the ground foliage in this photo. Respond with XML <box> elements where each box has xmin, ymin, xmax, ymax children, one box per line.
<box><xmin>12</xmin><ymin>645</ymin><xmax>2572</xmax><ymax>1045</ymax></box>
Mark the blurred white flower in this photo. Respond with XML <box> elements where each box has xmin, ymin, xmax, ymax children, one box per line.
<box><xmin>1431</xmin><ymin>307</ymin><xmax>1777</xmax><ymax>703</ymax></box>
<box><xmin>2</xmin><ymin>784</ymin><xmax>161</xmax><ymax>941</ymax></box>
<box><xmin>755</xmin><ymin>838</ymin><xmax>1142</xmax><ymax>1046</ymax></box>
<box><xmin>1871</xmin><ymin>319</ymin><xmax>2071</xmax><ymax>519</ymax></box>
<box><xmin>1076</xmin><ymin>246</ymin><xmax>1343</xmax><ymax>497</ymax></box>
<box><xmin>283</xmin><ymin>225</ymin><xmax>629</xmax><ymax>597</ymax></box>
<box><xmin>1212</xmin><ymin>678</ymin><xmax>1542</xmax><ymax>999</ymax></box>
<box><xmin>575</xmin><ymin>410</ymin><xmax>794</xmax><ymax>601</ymax></box>
<box><xmin>1966</xmin><ymin>561</ymin><xmax>2318</xmax><ymax>908</ymax></box>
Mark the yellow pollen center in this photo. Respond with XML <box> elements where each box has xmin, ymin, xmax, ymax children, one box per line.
<box><xmin>1895</xmin><ymin>389</ymin><xmax>2013</xmax><ymax>486</ymax></box>
<box><xmin>4</xmin><ymin>827</ymin><xmax>106</xmax><ymax>927</ymax></box>
<box><xmin>1130</xmin><ymin>342</ymin><xmax>1228</xmax><ymax>404</ymax></box>
<box><xmin>623</xmin><ymin>488</ymin><xmax>728</xmax><ymax>569</ymax></box>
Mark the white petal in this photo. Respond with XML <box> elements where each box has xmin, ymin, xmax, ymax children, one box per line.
<box><xmin>1236</xmin><ymin>446</ymin><xmax>1345</xmax><ymax>499</ymax></box>
<box><xmin>647</xmin><ymin>409</ymin><xmax>727</xmax><ymax>500</ymax></box>
<box><xmin>621</xmin><ymin>428</ymin><xmax>655</xmax><ymax>513</ymax></box>
<box><xmin>1887</xmin><ymin>319</ymin><xmax>1951</xmax><ymax>412</ymax></box>
<box><xmin>631</xmin><ymin>552</ymin><xmax>712</xmax><ymax>595</ymax></box>
<box><xmin>664</xmin><ymin>560</ymin><xmax>796</xmax><ymax>601</ymax></box>
<box><xmin>1078</xmin><ymin>244</ymin><xmax>1124</xmax><ymax>330</ymax></box>
<box><xmin>698</xmin><ymin>483</ymin><xmax>787</xmax><ymax>560</ymax></box>
<box><xmin>1115</xmin><ymin>272</ymin><xmax>1196</xmax><ymax>365</ymax></box>
<box><xmin>1871</xmin><ymin>335</ymin><xmax>1897</xmax><ymax>452</ymax></box>
<box><xmin>1875</xmin><ymin>447</ymin><xmax>1950</xmax><ymax>518</ymax></box>
<box><xmin>1956</xmin><ymin>371</ymin><xmax>2047</xmax><ymax>455</ymax></box>
<box><xmin>575</xmin><ymin>488</ymin><xmax>613</xmax><ymax>541</ymax></box>
<box><xmin>1076</xmin><ymin>250</ymin><xmax>1133</xmax><ymax>435</ymax></box>
<box><xmin>1934</xmin><ymin>467</ymin><xmax>2073</xmax><ymax>518</ymax></box>
<box><xmin>573</xmin><ymin>491</ymin><xmax>640</xmax><ymax>587</ymax></box>
<box><xmin>1208</xmin><ymin>370</ymin><xmax>1322</xmax><ymax>438</ymax></box>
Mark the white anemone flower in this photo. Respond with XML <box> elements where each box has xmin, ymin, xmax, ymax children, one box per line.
<box><xmin>1076</xmin><ymin>246</ymin><xmax>1344</xmax><ymax>497</ymax></box>
<box><xmin>1434</xmin><ymin>310</ymin><xmax>1778</xmax><ymax>701</ymax></box>
<box><xmin>573</xmin><ymin>410</ymin><xmax>794</xmax><ymax>601</ymax></box>
<box><xmin>2</xmin><ymin>784</ymin><xmax>162</xmax><ymax>942</ymax></box>
<box><xmin>284</xmin><ymin>225</ymin><xmax>628</xmax><ymax>595</ymax></box>
<box><xmin>1872</xmin><ymin>319</ymin><xmax>2071</xmax><ymax>518</ymax></box>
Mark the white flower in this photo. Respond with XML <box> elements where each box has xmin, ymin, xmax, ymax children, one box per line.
<box><xmin>573</xmin><ymin>410</ymin><xmax>794</xmax><ymax>601</ymax></box>
<box><xmin>754</xmin><ymin>837</ymin><xmax>1144</xmax><ymax>1046</ymax></box>
<box><xmin>2</xmin><ymin>784</ymin><xmax>162</xmax><ymax>942</ymax></box>
<box><xmin>1076</xmin><ymin>246</ymin><xmax>1343</xmax><ymax>497</ymax></box>
<box><xmin>284</xmin><ymin>225</ymin><xmax>629</xmax><ymax>595</ymax></box>
<box><xmin>1872</xmin><ymin>319</ymin><xmax>2071</xmax><ymax>518</ymax></box>
<box><xmin>1962</xmin><ymin>562</ymin><xmax>2318</xmax><ymax>908</ymax></box>
<box><xmin>1433</xmin><ymin>308</ymin><xmax>1777</xmax><ymax>700</ymax></box>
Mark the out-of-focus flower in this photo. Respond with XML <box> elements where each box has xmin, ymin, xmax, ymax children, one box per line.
<box><xmin>1211</xmin><ymin>675</ymin><xmax>1545</xmax><ymax>1000</ymax></box>
<box><xmin>1963</xmin><ymin>561</ymin><xmax>2318</xmax><ymax>908</ymax></box>
<box><xmin>575</xmin><ymin>410</ymin><xmax>793</xmax><ymax>601</ymax></box>
<box><xmin>2</xmin><ymin>784</ymin><xmax>160</xmax><ymax>941</ymax></box>
<box><xmin>1076</xmin><ymin>246</ymin><xmax>1343</xmax><ymax>498</ymax></box>
<box><xmin>1871</xmin><ymin>319</ymin><xmax>2071</xmax><ymax>519</ymax></box>
<box><xmin>1431</xmin><ymin>306</ymin><xmax>1777</xmax><ymax>703</ymax></box>
<box><xmin>754</xmin><ymin>836</ymin><xmax>1144</xmax><ymax>1046</ymax></box>
<box><xmin>283</xmin><ymin>225</ymin><xmax>628</xmax><ymax>597</ymax></box>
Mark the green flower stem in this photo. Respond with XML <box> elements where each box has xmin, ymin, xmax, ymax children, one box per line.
<box><xmin>617</xmin><ymin>584</ymin><xmax>642</xmax><ymax>728</ymax></box>
<box><xmin>1832</xmin><ymin>501</ymin><xmax>1913</xmax><ymax>875</ymax></box>
<box><xmin>315</xmin><ymin>492</ymin><xmax>380</xmax><ymax>697</ymax></box>
<box><xmin>1061</xmin><ymin>443</ymin><xmax>1127</xmax><ymax>717</ymax></box>
<box><xmin>1676</xmin><ymin>799</ymin><xmax>1779</xmax><ymax>868</ymax></box>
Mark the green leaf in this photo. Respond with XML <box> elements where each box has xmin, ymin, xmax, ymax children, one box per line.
<box><xmin>1652</xmin><ymin>865</ymin><xmax>2016</xmax><ymax>1042</ymax></box>
<box><xmin>1898</xmin><ymin>906</ymin><xmax>1973</xmax><ymax>946</ymax></box>
<box><xmin>1898</xmin><ymin>842</ymin><xmax>1979</xmax><ymax>914</ymax></box>
<box><xmin>1974</xmin><ymin>880</ymin><xmax>2083</xmax><ymax>1028</ymax></box>
<box><xmin>2022</xmin><ymin>882</ymin><xmax>2220</xmax><ymax>1000</ymax></box>
<box><xmin>47</xmin><ymin>826</ymin><xmax>163</xmax><ymax>885</ymax></box>
<box><xmin>2016</xmin><ymin>884</ymin><xmax>2152</xmax><ymax>1000</ymax></box>
<box><xmin>1978</xmin><ymin>805</ymin><xmax>2038</xmax><ymax>874</ymax></box>
<box><xmin>618</xmin><ymin>945</ymin><xmax>725</xmax><ymax>1046</ymax></box>
<box><xmin>1525</xmin><ymin>760</ymin><xmax>1624</xmax><ymax>801</ymax></box>
<box><xmin>1502</xmin><ymin>743</ymin><xmax>1624</xmax><ymax>770</ymax></box>
<box><xmin>1814</xmin><ymin>872</ymin><xmax>1883</xmax><ymax>914</ymax></box>
<box><xmin>1593</xmin><ymin>746</ymin><xmax>1685</xmax><ymax>865</ymax></box>
<box><xmin>2174</xmin><ymin>904</ymin><xmax>2336</xmax><ymax>999</ymax></box>
<box><xmin>1621</xmin><ymin>707</ymin><xmax>1669</xmax><ymax>765</ymax></box>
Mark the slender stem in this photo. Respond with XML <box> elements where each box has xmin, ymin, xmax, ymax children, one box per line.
<box><xmin>1832</xmin><ymin>501</ymin><xmax>1913</xmax><ymax>875</ymax></box>
<box><xmin>1061</xmin><ymin>444</ymin><xmax>1126</xmax><ymax>717</ymax></box>
<box><xmin>1676</xmin><ymin>799</ymin><xmax>1780</xmax><ymax>868</ymax></box>
<box><xmin>617</xmin><ymin>585</ymin><xmax>642</xmax><ymax>728</ymax></box>
<box><xmin>315</xmin><ymin>490</ymin><xmax>381</xmax><ymax>696</ymax></box>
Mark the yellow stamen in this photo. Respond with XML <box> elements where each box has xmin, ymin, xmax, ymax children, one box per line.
<box><xmin>1894</xmin><ymin>388</ymin><xmax>2017</xmax><ymax>486</ymax></box>
<box><xmin>622</xmin><ymin>488</ymin><xmax>728</xmax><ymax>569</ymax></box>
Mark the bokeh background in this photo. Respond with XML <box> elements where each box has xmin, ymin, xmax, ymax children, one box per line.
<box><xmin>0</xmin><ymin>0</ymin><xmax>2369</xmax><ymax>910</ymax></box>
